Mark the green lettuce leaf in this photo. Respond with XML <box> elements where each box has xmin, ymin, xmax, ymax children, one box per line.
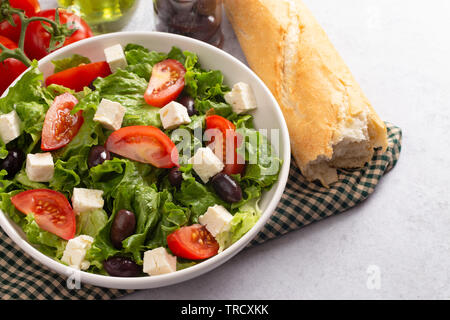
<box><xmin>124</xmin><ymin>43</ymin><xmax>167</xmax><ymax>81</ymax></box>
<box><xmin>86</xmin><ymin>158</ymin><xmax>163</xmax><ymax>268</ymax></box>
<box><xmin>51</xmin><ymin>54</ymin><xmax>91</xmax><ymax>73</ymax></box>
<box><xmin>92</xmin><ymin>69</ymin><xmax>161</xmax><ymax>127</ymax></box>
<box><xmin>237</xmin><ymin>127</ymin><xmax>282</xmax><ymax>189</ymax></box>
<box><xmin>76</xmin><ymin>209</ymin><xmax>108</xmax><ymax>238</ymax></box>
<box><xmin>174</xmin><ymin>167</ymin><xmax>229</xmax><ymax>222</ymax></box>
<box><xmin>22</xmin><ymin>214</ymin><xmax>67</xmax><ymax>258</ymax></box>
<box><xmin>146</xmin><ymin>190</ymin><xmax>190</xmax><ymax>249</ymax></box>
<box><xmin>0</xmin><ymin>62</ymin><xmax>50</xmax><ymax>159</ymax></box>
<box><xmin>216</xmin><ymin>203</ymin><xmax>261</xmax><ymax>251</ymax></box>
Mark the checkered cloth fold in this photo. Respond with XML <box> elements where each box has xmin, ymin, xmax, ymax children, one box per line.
<box><xmin>0</xmin><ymin>123</ymin><xmax>401</xmax><ymax>300</ymax></box>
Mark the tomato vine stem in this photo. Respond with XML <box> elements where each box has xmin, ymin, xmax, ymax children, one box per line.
<box><xmin>0</xmin><ymin>0</ymin><xmax>77</xmax><ymax>67</ymax></box>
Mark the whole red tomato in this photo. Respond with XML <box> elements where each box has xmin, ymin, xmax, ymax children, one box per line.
<box><xmin>0</xmin><ymin>0</ymin><xmax>41</xmax><ymax>43</ymax></box>
<box><xmin>25</xmin><ymin>9</ymin><xmax>93</xmax><ymax>60</ymax></box>
<box><xmin>0</xmin><ymin>35</ymin><xmax>28</xmax><ymax>95</ymax></box>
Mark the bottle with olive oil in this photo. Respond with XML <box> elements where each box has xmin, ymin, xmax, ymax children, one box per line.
<box><xmin>57</xmin><ymin>0</ymin><xmax>138</xmax><ymax>34</ymax></box>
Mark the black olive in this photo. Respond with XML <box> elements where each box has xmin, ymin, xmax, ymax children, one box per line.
<box><xmin>177</xmin><ymin>95</ymin><xmax>198</xmax><ymax>116</ymax></box>
<box><xmin>110</xmin><ymin>209</ymin><xmax>136</xmax><ymax>250</ymax></box>
<box><xmin>88</xmin><ymin>145</ymin><xmax>111</xmax><ymax>169</ymax></box>
<box><xmin>88</xmin><ymin>81</ymin><xmax>96</xmax><ymax>91</ymax></box>
<box><xmin>0</xmin><ymin>148</ymin><xmax>25</xmax><ymax>179</ymax></box>
<box><xmin>211</xmin><ymin>172</ymin><xmax>243</xmax><ymax>203</ymax></box>
<box><xmin>168</xmin><ymin>167</ymin><xmax>183</xmax><ymax>188</ymax></box>
<box><xmin>103</xmin><ymin>257</ymin><xmax>141</xmax><ymax>277</ymax></box>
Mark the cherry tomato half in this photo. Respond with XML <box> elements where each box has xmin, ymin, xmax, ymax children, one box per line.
<box><xmin>144</xmin><ymin>59</ymin><xmax>186</xmax><ymax>108</ymax></box>
<box><xmin>25</xmin><ymin>9</ymin><xmax>93</xmax><ymax>60</ymax></box>
<box><xmin>11</xmin><ymin>189</ymin><xmax>76</xmax><ymax>240</ymax></box>
<box><xmin>205</xmin><ymin>115</ymin><xmax>245</xmax><ymax>175</ymax></box>
<box><xmin>41</xmin><ymin>93</ymin><xmax>84</xmax><ymax>151</ymax></box>
<box><xmin>45</xmin><ymin>61</ymin><xmax>111</xmax><ymax>92</ymax></box>
<box><xmin>167</xmin><ymin>224</ymin><xmax>219</xmax><ymax>260</ymax></box>
<box><xmin>105</xmin><ymin>126</ymin><xmax>179</xmax><ymax>168</ymax></box>
<box><xmin>0</xmin><ymin>35</ymin><xmax>27</xmax><ymax>95</ymax></box>
<box><xmin>0</xmin><ymin>0</ymin><xmax>40</xmax><ymax>43</ymax></box>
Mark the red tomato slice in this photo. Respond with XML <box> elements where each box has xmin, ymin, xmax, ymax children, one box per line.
<box><xmin>144</xmin><ymin>59</ymin><xmax>186</xmax><ymax>108</ymax></box>
<box><xmin>167</xmin><ymin>224</ymin><xmax>219</xmax><ymax>260</ymax></box>
<box><xmin>24</xmin><ymin>9</ymin><xmax>92</xmax><ymax>60</ymax></box>
<box><xmin>205</xmin><ymin>115</ymin><xmax>245</xmax><ymax>175</ymax></box>
<box><xmin>0</xmin><ymin>0</ymin><xmax>40</xmax><ymax>43</ymax></box>
<box><xmin>11</xmin><ymin>189</ymin><xmax>76</xmax><ymax>240</ymax></box>
<box><xmin>41</xmin><ymin>93</ymin><xmax>84</xmax><ymax>151</ymax></box>
<box><xmin>45</xmin><ymin>61</ymin><xmax>111</xmax><ymax>92</ymax></box>
<box><xmin>105</xmin><ymin>126</ymin><xmax>179</xmax><ymax>168</ymax></box>
<box><xmin>0</xmin><ymin>36</ymin><xmax>27</xmax><ymax>95</ymax></box>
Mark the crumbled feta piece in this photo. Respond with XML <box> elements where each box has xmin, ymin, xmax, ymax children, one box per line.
<box><xmin>143</xmin><ymin>247</ymin><xmax>177</xmax><ymax>276</ymax></box>
<box><xmin>224</xmin><ymin>82</ymin><xmax>257</xmax><ymax>114</ymax></box>
<box><xmin>189</xmin><ymin>147</ymin><xmax>224</xmax><ymax>183</ymax></box>
<box><xmin>199</xmin><ymin>205</ymin><xmax>233</xmax><ymax>237</ymax></box>
<box><xmin>61</xmin><ymin>235</ymin><xmax>94</xmax><ymax>270</ymax></box>
<box><xmin>0</xmin><ymin>110</ymin><xmax>21</xmax><ymax>144</ymax></box>
<box><xmin>93</xmin><ymin>98</ymin><xmax>126</xmax><ymax>131</ymax></box>
<box><xmin>159</xmin><ymin>101</ymin><xmax>191</xmax><ymax>130</ymax></box>
<box><xmin>25</xmin><ymin>152</ymin><xmax>54</xmax><ymax>182</ymax></box>
<box><xmin>104</xmin><ymin>44</ymin><xmax>128</xmax><ymax>73</ymax></box>
<box><xmin>71</xmin><ymin>188</ymin><xmax>104</xmax><ymax>215</ymax></box>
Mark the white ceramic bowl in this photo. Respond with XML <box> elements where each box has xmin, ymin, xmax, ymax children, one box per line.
<box><xmin>0</xmin><ymin>31</ymin><xmax>290</xmax><ymax>289</ymax></box>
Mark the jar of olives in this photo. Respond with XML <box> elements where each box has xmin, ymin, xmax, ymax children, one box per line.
<box><xmin>153</xmin><ymin>0</ymin><xmax>224</xmax><ymax>48</ymax></box>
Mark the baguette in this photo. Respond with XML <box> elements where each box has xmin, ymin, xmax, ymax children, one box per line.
<box><xmin>224</xmin><ymin>0</ymin><xmax>388</xmax><ymax>186</ymax></box>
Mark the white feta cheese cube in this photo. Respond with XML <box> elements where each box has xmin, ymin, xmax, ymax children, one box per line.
<box><xmin>159</xmin><ymin>101</ymin><xmax>191</xmax><ymax>130</ymax></box>
<box><xmin>143</xmin><ymin>247</ymin><xmax>177</xmax><ymax>276</ymax></box>
<box><xmin>93</xmin><ymin>98</ymin><xmax>126</xmax><ymax>131</ymax></box>
<box><xmin>199</xmin><ymin>205</ymin><xmax>233</xmax><ymax>237</ymax></box>
<box><xmin>104</xmin><ymin>44</ymin><xmax>128</xmax><ymax>73</ymax></box>
<box><xmin>25</xmin><ymin>152</ymin><xmax>54</xmax><ymax>182</ymax></box>
<box><xmin>0</xmin><ymin>110</ymin><xmax>21</xmax><ymax>144</ymax></box>
<box><xmin>189</xmin><ymin>147</ymin><xmax>224</xmax><ymax>183</ymax></box>
<box><xmin>224</xmin><ymin>82</ymin><xmax>257</xmax><ymax>114</ymax></box>
<box><xmin>71</xmin><ymin>188</ymin><xmax>104</xmax><ymax>215</ymax></box>
<box><xmin>61</xmin><ymin>235</ymin><xmax>94</xmax><ymax>270</ymax></box>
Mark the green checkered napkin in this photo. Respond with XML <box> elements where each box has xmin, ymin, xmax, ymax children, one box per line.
<box><xmin>0</xmin><ymin>123</ymin><xmax>402</xmax><ymax>300</ymax></box>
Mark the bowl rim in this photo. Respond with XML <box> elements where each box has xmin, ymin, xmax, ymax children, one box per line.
<box><xmin>0</xmin><ymin>31</ymin><xmax>291</xmax><ymax>290</ymax></box>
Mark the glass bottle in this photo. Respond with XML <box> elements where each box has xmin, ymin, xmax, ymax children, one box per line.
<box><xmin>153</xmin><ymin>0</ymin><xmax>224</xmax><ymax>48</ymax></box>
<box><xmin>57</xmin><ymin>0</ymin><xmax>139</xmax><ymax>34</ymax></box>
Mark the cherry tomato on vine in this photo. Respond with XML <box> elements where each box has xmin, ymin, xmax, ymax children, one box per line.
<box><xmin>0</xmin><ymin>35</ymin><xmax>27</xmax><ymax>95</ymax></box>
<box><xmin>0</xmin><ymin>0</ymin><xmax>40</xmax><ymax>43</ymax></box>
<box><xmin>24</xmin><ymin>9</ymin><xmax>93</xmax><ymax>60</ymax></box>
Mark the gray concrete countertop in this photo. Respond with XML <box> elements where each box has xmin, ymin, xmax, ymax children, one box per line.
<box><xmin>40</xmin><ymin>0</ymin><xmax>450</xmax><ymax>299</ymax></box>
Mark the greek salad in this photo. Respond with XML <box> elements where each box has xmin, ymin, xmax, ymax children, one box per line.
<box><xmin>0</xmin><ymin>43</ymin><xmax>281</xmax><ymax>277</ymax></box>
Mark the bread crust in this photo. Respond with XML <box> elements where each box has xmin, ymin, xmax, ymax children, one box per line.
<box><xmin>224</xmin><ymin>0</ymin><xmax>388</xmax><ymax>185</ymax></box>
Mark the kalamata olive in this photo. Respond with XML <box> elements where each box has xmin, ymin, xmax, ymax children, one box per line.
<box><xmin>168</xmin><ymin>167</ymin><xmax>183</xmax><ymax>188</ymax></box>
<box><xmin>178</xmin><ymin>95</ymin><xmax>198</xmax><ymax>116</ymax></box>
<box><xmin>110</xmin><ymin>209</ymin><xmax>136</xmax><ymax>249</ymax></box>
<box><xmin>0</xmin><ymin>148</ymin><xmax>25</xmax><ymax>179</ymax></box>
<box><xmin>88</xmin><ymin>145</ymin><xmax>111</xmax><ymax>169</ymax></box>
<box><xmin>211</xmin><ymin>172</ymin><xmax>243</xmax><ymax>203</ymax></box>
<box><xmin>103</xmin><ymin>256</ymin><xmax>141</xmax><ymax>277</ymax></box>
